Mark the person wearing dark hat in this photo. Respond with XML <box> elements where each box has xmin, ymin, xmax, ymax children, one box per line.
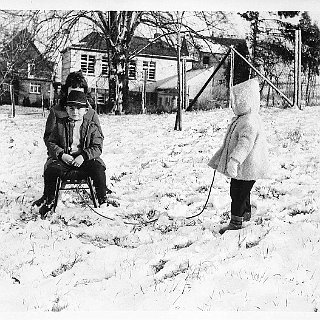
<box><xmin>38</xmin><ymin>90</ymin><xmax>109</xmax><ymax>218</ymax></box>
<box><xmin>32</xmin><ymin>71</ymin><xmax>113</xmax><ymax>208</ymax></box>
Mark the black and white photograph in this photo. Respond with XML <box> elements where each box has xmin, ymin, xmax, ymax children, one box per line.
<box><xmin>0</xmin><ymin>0</ymin><xmax>320</xmax><ymax>318</ymax></box>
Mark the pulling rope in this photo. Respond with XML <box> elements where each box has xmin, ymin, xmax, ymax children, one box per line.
<box><xmin>183</xmin><ymin>169</ymin><xmax>216</xmax><ymax>220</ymax></box>
<box><xmin>75</xmin><ymin>169</ymin><xmax>217</xmax><ymax>226</ymax></box>
<box><xmin>75</xmin><ymin>187</ymin><xmax>159</xmax><ymax>225</ymax></box>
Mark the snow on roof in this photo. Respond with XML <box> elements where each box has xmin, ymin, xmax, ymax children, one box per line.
<box><xmin>156</xmin><ymin>66</ymin><xmax>215</xmax><ymax>90</ymax></box>
<box><xmin>73</xmin><ymin>32</ymin><xmax>189</xmax><ymax>58</ymax></box>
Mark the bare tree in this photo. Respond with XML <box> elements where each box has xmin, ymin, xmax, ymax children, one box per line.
<box><xmin>0</xmin><ymin>11</ymin><xmax>54</xmax><ymax>108</ymax></box>
<box><xmin>0</xmin><ymin>10</ymin><xmax>144</xmax><ymax>114</ymax></box>
<box><xmin>0</xmin><ymin>11</ymin><xmax>39</xmax><ymax>86</ymax></box>
<box><xmin>0</xmin><ymin>10</ymin><xmax>233</xmax><ymax>116</ymax></box>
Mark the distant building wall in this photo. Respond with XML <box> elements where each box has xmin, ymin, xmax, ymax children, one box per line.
<box><xmin>18</xmin><ymin>79</ymin><xmax>52</xmax><ymax>107</ymax></box>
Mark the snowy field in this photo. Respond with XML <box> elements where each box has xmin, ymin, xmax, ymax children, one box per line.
<box><xmin>0</xmin><ymin>104</ymin><xmax>320</xmax><ymax>317</ymax></box>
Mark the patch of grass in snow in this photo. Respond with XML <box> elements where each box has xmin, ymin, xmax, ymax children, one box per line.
<box><xmin>220</xmin><ymin>210</ymin><xmax>230</xmax><ymax>223</ymax></box>
<box><xmin>255</xmin><ymin>185</ymin><xmax>286</xmax><ymax>199</ymax></box>
<box><xmin>245</xmin><ymin>229</ymin><xmax>272</xmax><ymax>249</ymax></box>
<box><xmin>287</xmin><ymin>127</ymin><xmax>303</xmax><ymax>144</ymax></box>
<box><xmin>154</xmin><ymin>217</ymin><xmax>199</xmax><ymax>234</ymax></box>
<box><xmin>50</xmin><ymin>254</ymin><xmax>82</xmax><ymax>277</ymax></box>
<box><xmin>288</xmin><ymin>208</ymin><xmax>315</xmax><ymax>217</ymax></box>
<box><xmin>110</xmin><ymin>171</ymin><xmax>128</xmax><ymax>182</ymax></box>
<box><xmin>174</xmin><ymin>240</ymin><xmax>193</xmax><ymax>250</ymax></box>
<box><xmin>162</xmin><ymin>261</ymin><xmax>190</xmax><ymax>280</ymax></box>
<box><xmin>19</xmin><ymin>208</ymin><xmax>38</xmax><ymax>222</ymax></box>
<box><xmin>76</xmin><ymin>232</ymin><xmax>111</xmax><ymax>248</ymax></box>
<box><xmin>164</xmin><ymin>192</ymin><xmax>177</xmax><ymax>198</ymax></box>
<box><xmin>51</xmin><ymin>296</ymin><xmax>68</xmax><ymax>312</ymax></box>
<box><xmin>196</xmin><ymin>185</ymin><xmax>209</xmax><ymax>193</ymax></box>
<box><xmin>74</xmin><ymin>274</ymin><xmax>113</xmax><ymax>287</ymax></box>
<box><xmin>152</xmin><ymin>259</ymin><xmax>168</xmax><ymax>273</ymax></box>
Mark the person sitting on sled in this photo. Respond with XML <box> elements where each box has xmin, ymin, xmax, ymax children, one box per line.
<box><xmin>32</xmin><ymin>71</ymin><xmax>115</xmax><ymax>208</ymax></box>
<box><xmin>208</xmin><ymin>78</ymin><xmax>269</xmax><ymax>234</ymax></box>
<box><xmin>38</xmin><ymin>90</ymin><xmax>110</xmax><ymax>218</ymax></box>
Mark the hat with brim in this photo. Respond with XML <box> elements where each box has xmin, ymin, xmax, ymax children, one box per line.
<box><xmin>66</xmin><ymin>90</ymin><xmax>88</xmax><ymax>108</ymax></box>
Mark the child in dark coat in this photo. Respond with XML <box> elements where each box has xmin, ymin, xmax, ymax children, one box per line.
<box><xmin>32</xmin><ymin>71</ymin><xmax>112</xmax><ymax>209</ymax></box>
<box><xmin>39</xmin><ymin>91</ymin><xmax>109</xmax><ymax>218</ymax></box>
<box><xmin>208</xmin><ymin>78</ymin><xmax>270</xmax><ymax>234</ymax></box>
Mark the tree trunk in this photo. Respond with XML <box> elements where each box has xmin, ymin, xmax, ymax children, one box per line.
<box><xmin>108</xmin><ymin>47</ymin><xmax>126</xmax><ymax>115</ymax></box>
<box><xmin>305</xmin><ymin>66</ymin><xmax>313</xmax><ymax>106</ymax></box>
<box><xmin>107</xmin><ymin>11</ymin><xmax>135</xmax><ymax>115</ymax></box>
<box><xmin>174</xmin><ymin>32</ymin><xmax>182</xmax><ymax>131</ymax></box>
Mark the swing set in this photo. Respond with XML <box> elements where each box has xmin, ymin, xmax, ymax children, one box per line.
<box><xmin>186</xmin><ymin>30</ymin><xmax>303</xmax><ymax>111</ymax></box>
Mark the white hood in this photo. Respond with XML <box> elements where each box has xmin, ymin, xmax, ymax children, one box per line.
<box><xmin>231</xmin><ymin>78</ymin><xmax>260</xmax><ymax>116</ymax></box>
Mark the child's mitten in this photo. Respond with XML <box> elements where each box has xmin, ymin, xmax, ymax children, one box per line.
<box><xmin>227</xmin><ymin>158</ymin><xmax>239</xmax><ymax>178</ymax></box>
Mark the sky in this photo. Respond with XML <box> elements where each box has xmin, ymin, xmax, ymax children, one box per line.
<box><xmin>2</xmin><ymin>0</ymin><xmax>320</xmax><ymax>32</ymax></box>
<box><xmin>3</xmin><ymin>0</ymin><xmax>320</xmax><ymax>12</ymax></box>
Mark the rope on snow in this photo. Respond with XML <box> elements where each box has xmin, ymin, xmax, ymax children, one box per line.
<box><xmin>75</xmin><ymin>169</ymin><xmax>217</xmax><ymax>226</ymax></box>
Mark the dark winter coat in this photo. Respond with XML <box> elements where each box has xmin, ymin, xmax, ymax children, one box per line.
<box><xmin>43</xmin><ymin>103</ymin><xmax>103</xmax><ymax>147</ymax></box>
<box><xmin>46</xmin><ymin>108</ymin><xmax>105</xmax><ymax>169</ymax></box>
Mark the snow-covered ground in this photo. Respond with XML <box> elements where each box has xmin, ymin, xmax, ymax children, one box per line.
<box><xmin>0</xmin><ymin>104</ymin><xmax>320</xmax><ymax>316</ymax></box>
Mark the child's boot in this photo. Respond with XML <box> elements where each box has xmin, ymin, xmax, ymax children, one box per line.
<box><xmin>98</xmin><ymin>195</ymin><xmax>120</xmax><ymax>208</ymax></box>
<box><xmin>39</xmin><ymin>198</ymin><xmax>55</xmax><ymax>219</ymax></box>
<box><xmin>219</xmin><ymin>215</ymin><xmax>243</xmax><ymax>235</ymax></box>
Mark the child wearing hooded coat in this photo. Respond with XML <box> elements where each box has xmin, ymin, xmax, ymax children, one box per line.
<box><xmin>208</xmin><ymin>78</ymin><xmax>269</xmax><ymax>234</ymax></box>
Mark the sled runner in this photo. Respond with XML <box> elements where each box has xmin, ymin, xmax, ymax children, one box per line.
<box><xmin>53</xmin><ymin>174</ymin><xmax>98</xmax><ymax>212</ymax></box>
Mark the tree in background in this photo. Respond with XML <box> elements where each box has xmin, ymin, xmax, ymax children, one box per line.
<box><xmin>2</xmin><ymin>10</ymin><xmax>229</xmax><ymax>114</ymax></box>
<box><xmin>0</xmin><ymin>10</ymin><xmax>241</xmax><ymax>114</ymax></box>
<box><xmin>297</xmin><ymin>12</ymin><xmax>320</xmax><ymax>104</ymax></box>
<box><xmin>36</xmin><ymin>10</ymin><xmax>144</xmax><ymax>114</ymax></box>
<box><xmin>0</xmin><ymin>12</ymin><xmax>53</xmax><ymax>106</ymax></box>
<box><xmin>270</xmin><ymin>11</ymin><xmax>320</xmax><ymax>105</ymax></box>
<box><xmin>238</xmin><ymin>11</ymin><xmax>301</xmax><ymax>106</ymax></box>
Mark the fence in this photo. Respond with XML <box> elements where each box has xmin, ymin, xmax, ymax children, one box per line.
<box><xmin>260</xmin><ymin>80</ymin><xmax>320</xmax><ymax>108</ymax></box>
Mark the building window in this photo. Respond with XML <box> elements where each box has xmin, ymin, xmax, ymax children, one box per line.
<box><xmin>97</xmin><ymin>93</ymin><xmax>106</xmax><ymax>105</ymax></box>
<box><xmin>128</xmin><ymin>60</ymin><xmax>136</xmax><ymax>79</ymax></box>
<box><xmin>101</xmin><ymin>56</ymin><xmax>108</xmax><ymax>75</ymax></box>
<box><xmin>30</xmin><ymin>82</ymin><xmax>41</xmax><ymax>94</ymax></box>
<box><xmin>28</xmin><ymin>63</ymin><xmax>35</xmax><ymax>78</ymax></box>
<box><xmin>143</xmin><ymin>61</ymin><xmax>156</xmax><ymax>81</ymax></box>
<box><xmin>81</xmin><ymin>54</ymin><xmax>95</xmax><ymax>75</ymax></box>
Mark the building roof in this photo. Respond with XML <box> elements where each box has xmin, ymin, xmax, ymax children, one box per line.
<box><xmin>210</xmin><ymin>36</ymin><xmax>249</xmax><ymax>53</ymax></box>
<box><xmin>210</xmin><ymin>36</ymin><xmax>247</xmax><ymax>47</ymax></box>
<box><xmin>0</xmin><ymin>28</ymin><xmax>54</xmax><ymax>80</ymax></box>
<box><xmin>71</xmin><ymin>32</ymin><xmax>189</xmax><ymax>58</ymax></box>
<box><xmin>157</xmin><ymin>66</ymin><xmax>215</xmax><ymax>90</ymax></box>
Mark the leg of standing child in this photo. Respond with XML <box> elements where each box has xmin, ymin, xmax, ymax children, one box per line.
<box><xmin>219</xmin><ymin>178</ymin><xmax>255</xmax><ymax>234</ymax></box>
<box><xmin>230</xmin><ymin>178</ymin><xmax>255</xmax><ymax>217</ymax></box>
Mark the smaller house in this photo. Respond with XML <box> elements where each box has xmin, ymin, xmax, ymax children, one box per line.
<box><xmin>0</xmin><ymin>29</ymin><xmax>55</xmax><ymax>107</ymax></box>
<box><xmin>156</xmin><ymin>66</ymin><xmax>228</xmax><ymax>112</ymax></box>
<box><xmin>155</xmin><ymin>36</ymin><xmax>250</xmax><ymax>110</ymax></box>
